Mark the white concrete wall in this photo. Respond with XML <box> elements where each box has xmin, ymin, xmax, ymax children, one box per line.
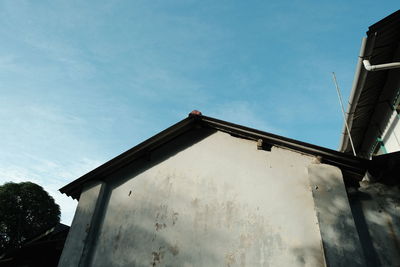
<box><xmin>381</xmin><ymin>111</ymin><xmax>400</xmax><ymax>153</ymax></box>
<box><xmin>87</xmin><ymin>130</ymin><xmax>327</xmax><ymax>267</ymax></box>
<box><xmin>59</xmin><ymin>182</ymin><xmax>106</xmax><ymax>267</ymax></box>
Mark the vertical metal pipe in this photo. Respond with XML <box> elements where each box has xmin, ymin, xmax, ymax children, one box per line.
<box><xmin>339</xmin><ymin>37</ymin><xmax>368</xmax><ymax>152</ymax></box>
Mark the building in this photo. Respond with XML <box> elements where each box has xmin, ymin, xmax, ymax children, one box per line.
<box><xmin>58</xmin><ymin>11</ymin><xmax>400</xmax><ymax>267</ymax></box>
<box><xmin>58</xmin><ymin>112</ymin><xmax>399</xmax><ymax>266</ymax></box>
<box><xmin>340</xmin><ymin>10</ymin><xmax>400</xmax><ymax>158</ymax></box>
<box><xmin>0</xmin><ymin>223</ymin><xmax>69</xmax><ymax>267</ymax></box>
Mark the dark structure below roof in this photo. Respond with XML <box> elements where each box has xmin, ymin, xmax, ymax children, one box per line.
<box><xmin>0</xmin><ymin>223</ymin><xmax>69</xmax><ymax>267</ymax></box>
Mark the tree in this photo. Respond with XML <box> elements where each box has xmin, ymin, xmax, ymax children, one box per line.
<box><xmin>0</xmin><ymin>182</ymin><xmax>60</xmax><ymax>254</ymax></box>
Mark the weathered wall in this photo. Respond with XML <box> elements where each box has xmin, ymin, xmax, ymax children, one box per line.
<box><xmin>349</xmin><ymin>181</ymin><xmax>400</xmax><ymax>266</ymax></box>
<box><xmin>86</xmin><ymin>130</ymin><xmax>327</xmax><ymax>267</ymax></box>
<box><xmin>58</xmin><ymin>181</ymin><xmax>106</xmax><ymax>267</ymax></box>
<box><xmin>308</xmin><ymin>164</ymin><xmax>365</xmax><ymax>266</ymax></box>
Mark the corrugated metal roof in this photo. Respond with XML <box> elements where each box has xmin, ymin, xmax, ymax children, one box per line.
<box><xmin>341</xmin><ymin>10</ymin><xmax>400</xmax><ymax>157</ymax></box>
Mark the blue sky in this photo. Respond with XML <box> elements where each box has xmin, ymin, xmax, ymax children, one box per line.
<box><xmin>0</xmin><ymin>1</ymin><xmax>398</xmax><ymax>224</ymax></box>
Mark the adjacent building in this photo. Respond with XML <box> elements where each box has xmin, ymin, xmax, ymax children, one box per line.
<box><xmin>0</xmin><ymin>223</ymin><xmax>69</xmax><ymax>267</ymax></box>
<box><xmin>340</xmin><ymin>10</ymin><xmax>400</xmax><ymax>157</ymax></box>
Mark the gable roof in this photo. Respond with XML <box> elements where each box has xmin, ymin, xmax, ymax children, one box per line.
<box><xmin>60</xmin><ymin>113</ymin><xmax>367</xmax><ymax>200</ymax></box>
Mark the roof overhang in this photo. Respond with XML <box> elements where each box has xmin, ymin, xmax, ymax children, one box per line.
<box><xmin>340</xmin><ymin>10</ymin><xmax>400</xmax><ymax>157</ymax></box>
<box><xmin>60</xmin><ymin>114</ymin><xmax>368</xmax><ymax>200</ymax></box>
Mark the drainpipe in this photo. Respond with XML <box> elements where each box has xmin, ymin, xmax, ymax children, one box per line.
<box><xmin>363</xmin><ymin>59</ymin><xmax>400</xmax><ymax>71</ymax></box>
<box><xmin>339</xmin><ymin>37</ymin><xmax>368</xmax><ymax>152</ymax></box>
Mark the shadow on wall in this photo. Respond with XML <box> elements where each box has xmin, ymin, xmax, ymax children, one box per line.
<box><xmin>307</xmin><ymin>162</ymin><xmax>400</xmax><ymax>267</ymax></box>
<box><xmin>349</xmin><ymin>181</ymin><xmax>400</xmax><ymax>267</ymax></box>
<box><xmin>306</xmin><ymin>164</ymin><xmax>366</xmax><ymax>267</ymax></box>
<box><xmin>67</xmin><ymin>127</ymin><xmax>400</xmax><ymax>267</ymax></box>
<box><xmin>81</xmin><ymin>127</ymin><xmax>325</xmax><ymax>267</ymax></box>
<box><xmin>85</xmin><ymin>128</ymin><xmax>227</xmax><ymax>266</ymax></box>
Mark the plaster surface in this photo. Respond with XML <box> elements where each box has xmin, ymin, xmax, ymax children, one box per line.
<box><xmin>88</xmin><ymin>130</ymin><xmax>325</xmax><ymax>267</ymax></box>
<box><xmin>58</xmin><ymin>182</ymin><xmax>106</xmax><ymax>267</ymax></box>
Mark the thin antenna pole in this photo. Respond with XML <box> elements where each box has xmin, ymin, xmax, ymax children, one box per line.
<box><xmin>332</xmin><ymin>72</ymin><xmax>357</xmax><ymax>156</ymax></box>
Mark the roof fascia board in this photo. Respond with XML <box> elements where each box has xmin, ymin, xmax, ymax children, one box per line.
<box><xmin>367</xmin><ymin>10</ymin><xmax>400</xmax><ymax>34</ymax></box>
<box><xmin>60</xmin><ymin>115</ymin><xmax>367</xmax><ymax>199</ymax></box>
<box><xmin>340</xmin><ymin>11</ymin><xmax>400</xmax><ymax>156</ymax></box>
<box><xmin>59</xmin><ymin>116</ymin><xmax>197</xmax><ymax>198</ymax></box>
<box><xmin>200</xmin><ymin>116</ymin><xmax>367</xmax><ymax>176</ymax></box>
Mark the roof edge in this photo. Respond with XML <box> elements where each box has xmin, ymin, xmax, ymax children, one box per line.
<box><xmin>60</xmin><ymin>115</ymin><xmax>368</xmax><ymax>199</ymax></box>
<box><xmin>201</xmin><ymin>116</ymin><xmax>367</xmax><ymax>175</ymax></box>
<box><xmin>367</xmin><ymin>9</ymin><xmax>400</xmax><ymax>35</ymax></box>
<box><xmin>59</xmin><ymin>116</ymin><xmax>198</xmax><ymax>199</ymax></box>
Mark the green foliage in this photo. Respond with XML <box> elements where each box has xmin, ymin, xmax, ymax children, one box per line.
<box><xmin>0</xmin><ymin>182</ymin><xmax>60</xmax><ymax>254</ymax></box>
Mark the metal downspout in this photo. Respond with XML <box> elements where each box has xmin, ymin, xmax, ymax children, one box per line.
<box><xmin>363</xmin><ymin>59</ymin><xmax>400</xmax><ymax>71</ymax></box>
<box><xmin>339</xmin><ymin>37</ymin><xmax>368</xmax><ymax>152</ymax></box>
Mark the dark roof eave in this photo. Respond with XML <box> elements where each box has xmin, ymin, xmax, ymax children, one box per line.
<box><xmin>60</xmin><ymin>115</ymin><xmax>368</xmax><ymax>200</ymax></box>
<box><xmin>59</xmin><ymin>116</ymin><xmax>198</xmax><ymax>199</ymax></box>
<box><xmin>340</xmin><ymin>10</ymin><xmax>400</xmax><ymax>157</ymax></box>
<box><xmin>368</xmin><ymin>10</ymin><xmax>400</xmax><ymax>34</ymax></box>
<box><xmin>200</xmin><ymin>116</ymin><xmax>367</xmax><ymax>176</ymax></box>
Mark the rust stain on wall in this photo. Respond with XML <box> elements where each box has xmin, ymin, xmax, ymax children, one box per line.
<box><xmin>151</xmin><ymin>247</ymin><xmax>165</xmax><ymax>267</ymax></box>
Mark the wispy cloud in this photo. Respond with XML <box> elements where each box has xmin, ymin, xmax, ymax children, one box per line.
<box><xmin>0</xmin><ymin>101</ymin><xmax>106</xmax><ymax>224</ymax></box>
<box><xmin>1</xmin><ymin>0</ymin><xmax>399</xmax><ymax>226</ymax></box>
<box><xmin>209</xmin><ymin>101</ymin><xmax>285</xmax><ymax>135</ymax></box>
<box><xmin>0</xmin><ymin>157</ymin><xmax>103</xmax><ymax>225</ymax></box>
